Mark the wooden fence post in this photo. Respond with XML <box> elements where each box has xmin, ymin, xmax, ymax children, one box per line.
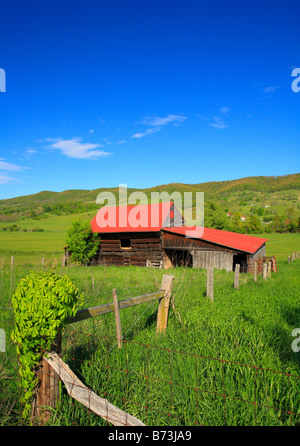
<box><xmin>234</xmin><ymin>264</ymin><xmax>240</xmax><ymax>289</ymax></box>
<box><xmin>288</xmin><ymin>255</ymin><xmax>290</xmax><ymax>264</ymax></box>
<box><xmin>254</xmin><ymin>262</ymin><xmax>258</xmax><ymax>282</ymax></box>
<box><xmin>112</xmin><ymin>288</ymin><xmax>123</xmax><ymax>349</ymax></box>
<box><xmin>156</xmin><ymin>274</ymin><xmax>175</xmax><ymax>333</ymax></box>
<box><xmin>206</xmin><ymin>267</ymin><xmax>214</xmax><ymax>301</ymax></box>
<box><xmin>31</xmin><ymin>332</ymin><xmax>61</xmax><ymax>424</ymax></box>
<box><xmin>263</xmin><ymin>262</ymin><xmax>268</xmax><ymax>280</ymax></box>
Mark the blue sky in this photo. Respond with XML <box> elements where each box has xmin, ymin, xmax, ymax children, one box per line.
<box><xmin>0</xmin><ymin>0</ymin><xmax>299</xmax><ymax>200</ymax></box>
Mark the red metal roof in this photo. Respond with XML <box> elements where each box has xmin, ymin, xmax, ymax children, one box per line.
<box><xmin>91</xmin><ymin>202</ymin><xmax>268</xmax><ymax>253</ymax></box>
<box><xmin>163</xmin><ymin>226</ymin><xmax>268</xmax><ymax>254</ymax></box>
<box><xmin>91</xmin><ymin>201</ymin><xmax>173</xmax><ymax>233</ymax></box>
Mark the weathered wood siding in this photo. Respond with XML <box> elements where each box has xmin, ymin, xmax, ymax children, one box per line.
<box><xmin>192</xmin><ymin>250</ymin><xmax>233</xmax><ymax>271</ymax></box>
<box><xmin>97</xmin><ymin>232</ymin><xmax>163</xmax><ymax>267</ymax></box>
<box><xmin>94</xmin><ymin>229</ymin><xmax>262</xmax><ymax>272</ymax></box>
<box><xmin>162</xmin><ymin>231</ymin><xmax>234</xmax><ymax>252</ymax></box>
<box><xmin>250</xmin><ymin>243</ymin><xmax>266</xmax><ymax>260</ymax></box>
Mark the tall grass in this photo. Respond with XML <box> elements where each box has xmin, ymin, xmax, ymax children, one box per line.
<box><xmin>1</xmin><ymin>259</ymin><xmax>299</xmax><ymax>425</ymax></box>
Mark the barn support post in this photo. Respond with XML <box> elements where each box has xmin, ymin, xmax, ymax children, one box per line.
<box><xmin>234</xmin><ymin>264</ymin><xmax>240</xmax><ymax>289</ymax></box>
<box><xmin>206</xmin><ymin>267</ymin><xmax>214</xmax><ymax>301</ymax></box>
<box><xmin>31</xmin><ymin>332</ymin><xmax>61</xmax><ymax>425</ymax></box>
<box><xmin>156</xmin><ymin>274</ymin><xmax>175</xmax><ymax>333</ymax></box>
<box><xmin>112</xmin><ymin>288</ymin><xmax>123</xmax><ymax>349</ymax></box>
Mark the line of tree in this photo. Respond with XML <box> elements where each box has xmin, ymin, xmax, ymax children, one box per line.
<box><xmin>205</xmin><ymin>202</ymin><xmax>300</xmax><ymax>234</ymax></box>
<box><xmin>1</xmin><ymin>224</ymin><xmax>45</xmax><ymax>232</ymax></box>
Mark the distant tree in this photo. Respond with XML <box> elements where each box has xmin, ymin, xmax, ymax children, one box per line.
<box><xmin>230</xmin><ymin>213</ymin><xmax>246</xmax><ymax>233</ymax></box>
<box><xmin>246</xmin><ymin>214</ymin><xmax>262</xmax><ymax>233</ymax></box>
<box><xmin>256</xmin><ymin>207</ymin><xmax>265</xmax><ymax>216</ymax></box>
<box><xmin>286</xmin><ymin>207</ymin><xmax>295</xmax><ymax>221</ymax></box>
<box><xmin>66</xmin><ymin>220</ymin><xmax>100</xmax><ymax>266</ymax></box>
<box><xmin>205</xmin><ymin>203</ymin><xmax>232</xmax><ymax>231</ymax></box>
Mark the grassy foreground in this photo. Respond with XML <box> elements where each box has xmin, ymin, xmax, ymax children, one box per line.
<box><xmin>1</xmin><ymin>258</ymin><xmax>300</xmax><ymax>426</ymax></box>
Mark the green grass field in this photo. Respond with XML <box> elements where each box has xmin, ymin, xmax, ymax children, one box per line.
<box><xmin>1</xmin><ymin>258</ymin><xmax>300</xmax><ymax>426</ymax></box>
<box><xmin>257</xmin><ymin>232</ymin><xmax>300</xmax><ymax>259</ymax></box>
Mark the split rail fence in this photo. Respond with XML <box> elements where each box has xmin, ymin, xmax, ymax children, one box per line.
<box><xmin>31</xmin><ymin>274</ymin><xmax>174</xmax><ymax>425</ymax></box>
<box><xmin>29</xmin><ymin>262</ymin><xmax>282</xmax><ymax>425</ymax></box>
<box><xmin>1</xmin><ymin>256</ymin><xmax>299</xmax><ymax>426</ymax></box>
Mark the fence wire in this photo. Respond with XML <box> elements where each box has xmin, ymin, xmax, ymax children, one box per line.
<box><xmin>2</xmin><ymin>315</ymin><xmax>299</xmax><ymax>426</ymax></box>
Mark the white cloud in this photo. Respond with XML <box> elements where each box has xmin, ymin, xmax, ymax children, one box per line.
<box><xmin>0</xmin><ymin>159</ymin><xmax>28</xmax><ymax>185</ymax></box>
<box><xmin>0</xmin><ymin>174</ymin><xmax>16</xmax><ymax>184</ymax></box>
<box><xmin>45</xmin><ymin>137</ymin><xmax>112</xmax><ymax>159</ymax></box>
<box><xmin>264</xmin><ymin>86</ymin><xmax>279</xmax><ymax>93</ymax></box>
<box><xmin>0</xmin><ymin>159</ymin><xmax>28</xmax><ymax>171</ymax></box>
<box><xmin>88</xmin><ymin>129</ymin><xmax>94</xmax><ymax>133</ymax></box>
<box><xmin>142</xmin><ymin>114</ymin><xmax>186</xmax><ymax>127</ymax></box>
<box><xmin>209</xmin><ymin>116</ymin><xmax>227</xmax><ymax>129</ymax></box>
<box><xmin>116</xmin><ymin>140</ymin><xmax>126</xmax><ymax>144</ymax></box>
<box><xmin>131</xmin><ymin>128</ymin><xmax>160</xmax><ymax>139</ymax></box>
<box><xmin>131</xmin><ymin>114</ymin><xmax>186</xmax><ymax>138</ymax></box>
<box><xmin>220</xmin><ymin>106</ymin><xmax>230</xmax><ymax>114</ymax></box>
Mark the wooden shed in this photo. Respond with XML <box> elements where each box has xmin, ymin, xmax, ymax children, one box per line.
<box><xmin>90</xmin><ymin>202</ymin><xmax>268</xmax><ymax>272</ymax></box>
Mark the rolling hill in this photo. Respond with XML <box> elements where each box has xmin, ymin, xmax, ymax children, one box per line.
<box><xmin>0</xmin><ymin>173</ymin><xmax>299</xmax><ymax>218</ymax></box>
<box><xmin>0</xmin><ymin>174</ymin><xmax>299</xmax><ymax>261</ymax></box>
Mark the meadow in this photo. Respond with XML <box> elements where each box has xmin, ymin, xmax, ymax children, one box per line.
<box><xmin>1</xmin><ymin>255</ymin><xmax>300</xmax><ymax>426</ymax></box>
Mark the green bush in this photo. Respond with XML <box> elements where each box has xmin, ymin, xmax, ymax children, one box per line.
<box><xmin>11</xmin><ymin>272</ymin><xmax>83</xmax><ymax>420</ymax></box>
<box><xmin>66</xmin><ymin>220</ymin><xmax>100</xmax><ymax>265</ymax></box>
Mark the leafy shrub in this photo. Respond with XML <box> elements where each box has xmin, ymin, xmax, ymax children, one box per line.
<box><xmin>66</xmin><ymin>220</ymin><xmax>100</xmax><ymax>265</ymax></box>
<box><xmin>11</xmin><ymin>272</ymin><xmax>83</xmax><ymax>420</ymax></box>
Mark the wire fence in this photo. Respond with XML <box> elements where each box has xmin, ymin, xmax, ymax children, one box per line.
<box><xmin>1</xmin><ymin>258</ymin><xmax>300</xmax><ymax>426</ymax></box>
<box><xmin>1</xmin><ymin>314</ymin><xmax>300</xmax><ymax>426</ymax></box>
<box><xmin>59</xmin><ymin>327</ymin><xmax>300</xmax><ymax>426</ymax></box>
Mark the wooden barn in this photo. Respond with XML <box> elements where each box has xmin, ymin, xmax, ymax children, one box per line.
<box><xmin>90</xmin><ymin>202</ymin><xmax>268</xmax><ymax>272</ymax></box>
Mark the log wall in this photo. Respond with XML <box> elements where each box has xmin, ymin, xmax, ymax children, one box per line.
<box><xmin>97</xmin><ymin>232</ymin><xmax>163</xmax><ymax>267</ymax></box>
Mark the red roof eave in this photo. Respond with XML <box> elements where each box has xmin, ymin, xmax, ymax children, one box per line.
<box><xmin>162</xmin><ymin>226</ymin><xmax>268</xmax><ymax>254</ymax></box>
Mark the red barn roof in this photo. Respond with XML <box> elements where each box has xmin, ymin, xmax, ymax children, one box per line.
<box><xmin>91</xmin><ymin>202</ymin><xmax>268</xmax><ymax>254</ymax></box>
<box><xmin>163</xmin><ymin>226</ymin><xmax>268</xmax><ymax>254</ymax></box>
<box><xmin>91</xmin><ymin>201</ymin><xmax>173</xmax><ymax>233</ymax></box>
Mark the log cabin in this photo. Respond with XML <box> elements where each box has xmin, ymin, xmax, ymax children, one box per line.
<box><xmin>89</xmin><ymin>202</ymin><xmax>268</xmax><ymax>272</ymax></box>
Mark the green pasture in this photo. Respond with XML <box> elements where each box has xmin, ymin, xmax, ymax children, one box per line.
<box><xmin>1</xmin><ymin>258</ymin><xmax>300</xmax><ymax>426</ymax></box>
<box><xmin>256</xmin><ymin>232</ymin><xmax>300</xmax><ymax>259</ymax></box>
